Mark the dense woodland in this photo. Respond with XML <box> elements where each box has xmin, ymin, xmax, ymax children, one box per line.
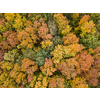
<box><xmin>0</xmin><ymin>13</ymin><xmax>100</xmax><ymax>88</ymax></box>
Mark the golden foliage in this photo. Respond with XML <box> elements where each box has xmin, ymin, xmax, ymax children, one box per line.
<box><xmin>54</xmin><ymin>13</ymin><xmax>71</xmax><ymax>35</ymax></box>
<box><xmin>80</xmin><ymin>21</ymin><xmax>96</xmax><ymax>38</ymax></box>
<box><xmin>0</xmin><ymin>61</ymin><xmax>13</xmax><ymax>71</ymax></box>
<box><xmin>34</xmin><ymin>74</ymin><xmax>49</xmax><ymax>88</ymax></box>
<box><xmin>17</xmin><ymin>26</ymin><xmax>39</xmax><ymax>49</ymax></box>
<box><xmin>41</xmin><ymin>39</ymin><xmax>53</xmax><ymax>49</ymax></box>
<box><xmin>78</xmin><ymin>15</ymin><xmax>90</xmax><ymax>25</ymax></box>
<box><xmin>69</xmin><ymin>77</ymin><xmax>88</xmax><ymax>88</ymax></box>
<box><xmin>63</xmin><ymin>33</ymin><xmax>79</xmax><ymax>45</ymax></box>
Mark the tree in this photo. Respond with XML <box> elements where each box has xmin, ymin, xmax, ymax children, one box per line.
<box><xmin>22</xmin><ymin>49</ymin><xmax>36</xmax><ymax>61</ymax></box>
<box><xmin>40</xmin><ymin>58</ymin><xmax>56</xmax><ymax>76</ymax></box>
<box><xmin>4</xmin><ymin>49</ymin><xmax>19</xmax><ymax>62</ymax></box>
<box><xmin>75</xmin><ymin>50</ymin><xmax>94</xmax><ymax>73</ymax></box>
<box><xmin>36</xmin><ymin>49</ymin><xmax>51</xmax><ymax>66</ymax></box>
<box><xmin>53</xmin><ymin>13</ymin><xmax>71</xmax><ymax>36</ymax></box>
<box><xmin>0</xmin><ymin>31</ymin><xmax>19</xmax><ymax>50</ymax></box>
<box><xmin>63</xmin><ymin>33</ymin><xmax>79</xmax><ymax>45</ymax></box>
<box><xmin>51</xmin><ymin>44</ymin><xmax>84</xmax><ymax>64</ymax></box>
<box><xmin>0</xmin><ymin>50</ymin><xmax>7</xmax><ymax>61</ymax></box>
<box><xmin>69</xmin><ymin>77</ymin><xmax>88</xmax><ymax>88</ymax></box>
<box><xmin>48</xmin><ymin>20</ymin><xmax>57</xmax><ymax>36</ymax></box>
<box><xmin>21</xmin><ymin>58</ymin><xmax>38</xmax><ymax>76</ymax></box>
<box><xmin>55</xmin><ymin>58</ymin><xmax>80</xmax><ymax>79</ymax></box>
<box><xmin>79</xmin><ymin>34</ymin><xmax>100</xmax><ymax>49</ymax></box>
<box><xmin>48</xmin><ymin>75</ymin><xmax>66</xmax><ymax>88</ymax></box>
<box><xmin>17</xmin><ymin>26</ymin><xmax>39</xmax><ymax>49</ymax></box>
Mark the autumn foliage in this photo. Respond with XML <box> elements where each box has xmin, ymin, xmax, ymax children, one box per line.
<box><xmin>0</xmin><ymin>13</ymin><xmax>100</xmax><ymax>88</ymax></box>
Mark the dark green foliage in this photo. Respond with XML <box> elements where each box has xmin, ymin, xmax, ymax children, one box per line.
<box><xmin>89</xmin><ymin>14</ymin><xmax>100</xmax><ymax>32</ymax></box>
<box><xmin>36</xmin><ymin>56</ymin><xmax>45</xmax><ymax>66</ymax></box>
<box><xmin>51</xmin><ymin>36</ymin><xmax>63</xmax><ymax>46</ymax></box>
<box><xmin>19</xmin><ymin>13</ymin><xmax>27</xmax><ymax>17</ymax></box>
<box><xmin>45</xmin><ymin>36</ymin><xmax>63</xmax><ymax>54</ymax></box>
<box><xmin>64</xmin><ymin>82</ymin><xmax>72</xmax><ymax>88</ymax></box>
<box><xmin>90</xmin><ymin>13</ymin><xmax>100</xmax><ymax>23</ymax></box>
<box><xmin>16</xmin><ymin>55</ymin><xmax>24</xmax><ymax>64</ymax></box>
<box><xmin>79</xmin><ymin>34</ymin><xmax>100</xmax><ymax>49</ymax></box>
<box><xmin>22</xmin><ymin>49</ymin><xmax>36</xmax><ymax>61</ymax></box>
<box><xmin>24</xmin><ymin>84</ymin><xmax>31</xmax><ymax>88</ymax></box>
<box><xmin>45</xmin><ymin>36</ymin><xmax>63</xmax><ymax>55</ymax></box>
<box><xmin>96</xmin><ymin>20</ymin><xmax>100</xmax><ymax>32</ymax></box>
<box><xmin>47</xmin><ymin>13</ymin><xmax>53</xmax><ymax>20</ymax></box>
<box><xmin>16</xmin><ymin>49</ymin><xmax>36</xmax><ymax>64</ymax></box>
<box><xmin>0</xmin><ymin>34</ymin><xmax>5</xmax><ymax>43</ymax></box>
<box><xmin>70</xmin><ymin>13</ymin><xmax>79</xmax><ymax>30</ymax></box>
<box><xmin>36</xmin><ymin>49</ymin><xmax>51</xmax><ymax>66</ymax></box>
<box><xmin>45</xmin><ymin>45</ymin><xmax>55</xmax><ymax>53</ymax></box>
<box><xmin>28</xmin><ymin>13</ymin><xmax>48</xmax><ymax>23</ymax></box>
<box><xmin>48</xmin><ymin>20</ymin><xmax>57</xmax><ymax>36</ymax></box>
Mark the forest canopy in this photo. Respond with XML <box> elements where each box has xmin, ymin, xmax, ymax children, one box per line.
<box><xmin>0</xmin><ymin>13</ymin><xmax>100</xmax><ymax>88</ymax></box>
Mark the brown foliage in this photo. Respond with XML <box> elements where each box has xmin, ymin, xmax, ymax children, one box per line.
<box><xmin>93</xmin><ymin>46</ymin><xmax>100</xmax><ymax>60</ymax></box>
<box><xmin>81</xmin><ymin>68</ymin><xmax>99</xmax><ymax>87</ymax></box>
<box><xmin>48</xmin><ymin>75</ymin><xmax>65</xmax><ymax>88</ymax></box>
<box><xmin>48</xmin><ymin>78</ymin><xmax>56</xmax><ymax>88</ymax></box>
<box><xmin>9</xmin><ymin>64</ymin><xmax>27</xmax><ymax>85</ymax></box>
<box><xmin>93</xmin><ymin>46</ymin><xmax>100</xmax><ymax>70</ymax></box>
<box><xmin>0</xmin><ymin>50</ymin><xmax>7</xmax><ymax>61</ymax></box>
<box><xmin>0</xmin><ymin>31</ymin><xmax>19</xmax><ymax>50</ymax></box>
<box><xmin>21</xmin><ymin>58</ymin><xmax>38</xmax><ymax>76</ymax></box>
<box><xmin>55</xmin><ymin>58</ymin><xmax>80</xmax><ymax>79</ymax></box>
<box><xmin>38</xmin><ymin>22</ymin><xmax>49</xmax><ymax>40</ymax></box>
<box><xmin>0</xmin><ymin>18</ymin><xmax>6</xmax><ymax>26</ymax></box>
<box><xmin>75</xmin><ymin>50</ymin><xmax>94</xmax><ymax>73</ymax></box>
<box><xmin>40</xmin><ymin>58</ymin><xmax>56</xmax><ymax>76</ymax></box>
